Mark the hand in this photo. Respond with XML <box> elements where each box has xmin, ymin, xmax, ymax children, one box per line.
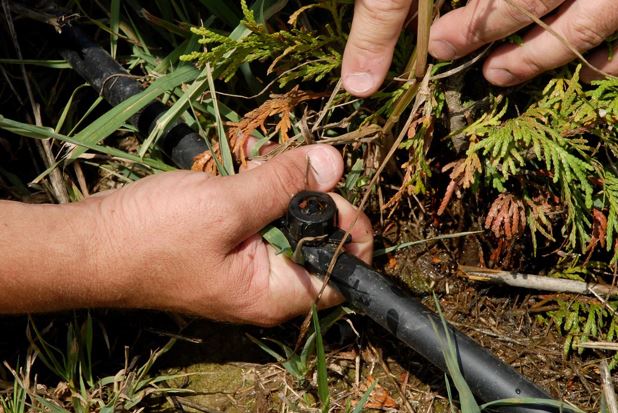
<box><xmin>342</xmin><ymin>0</ymin><xmax>618</xmax><ymax>96</ymax></box>
<box><xmin>92</xmin><ymin>144</ymin><xmax>373</xmax><ymax>326</ymax></box>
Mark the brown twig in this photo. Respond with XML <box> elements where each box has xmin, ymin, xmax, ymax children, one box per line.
<box><xmin>311</xmin><ymin>78</ymin><xmax>342</xmax><ymax>135</ymax></box>
<box><xmin>574</xmin><ymin>341</ymin><xmax>618</xmax><ymax>351</ymax></box>
<box><xmin>415</xmin><ymin>0</ymin><xmax>433</xmax><ymax>80</ymax></box>
<box><xmin>460</xmin><ymin>265</ymin><xmax>618</xmax><ymax>297</ymax></box>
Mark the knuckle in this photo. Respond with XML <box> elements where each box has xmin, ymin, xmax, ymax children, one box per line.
<box><xmin>503</xmin><ymin>0</ymin><xmax>551</xmax><ymax>25</ymax></box>
<box><xmin>359</xmin><ymin>0</ymin><xmax>410</xmax><ymax>16</ymax></box>
<box><xmin>520</xmin><ymin>50</ymin><xmax>547</xmax><ymax>75</ymax></box>
<box><xmin>268</xmin><ymin>158</ymin><xmax>307</xmax><ymax>197</ymax></box>
<box><xmin>569</xmin><ymin>17</ymin><xmax>607</xmax><ymax>50</ymax></box>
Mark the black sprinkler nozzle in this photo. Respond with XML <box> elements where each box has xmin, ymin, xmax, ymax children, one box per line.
<box><xmin>284</xmin><ymin>191</ymin><xmax>574</xmax><ymax>413</ymax></box>
<box><xmin>287</xmin><ymin>191</ymin><xmax>338</xmax><ymax>240</ymax></box>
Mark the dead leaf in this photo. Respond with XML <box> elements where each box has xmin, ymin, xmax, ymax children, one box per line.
<box><xmin>438</xmin><ymin>155</ymin><xmax>482</xmax><ymax>215</ymax></box>
<box><xmin>485</xmin><ymin>193</ymin><xmax>526</xmax><ymax>240</ymax></box>
<box><xmin>585</xmin><ymin>208</ymin><xmax>608</xmax><ymax>263</ymax></box>
<box><xmin>227</xmin><ymin>86</ymin><xmax>325</xmax><ymax>164</ymax></box>
<box><xmin>356</xmin><ymin>376</ymin><xmax>399</xmax><ymax>410</ymax></box>
<box><xmin>191</xmin><ymin>144</ymin><xmax>221</xmax><ymax>175</ymax></box>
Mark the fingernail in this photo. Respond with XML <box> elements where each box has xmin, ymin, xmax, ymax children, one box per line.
<box><xmin>429</xmin><ymin>39</ymin><xmax>457</xmax><ymax>60</ymax></box>
<box><xmin>344</xmin><ymin>72</ymin><xmax>375</xmax><ymax>96</ymax></box>
<box><xmin>307</xmin><ymin>146</ymin><xmax>340</xmax><ymax>185</ymax></box>
<box><xmin>485</xmin><ymin>67</ymin><xmax>518</xmax><ymax>86</ymax></box>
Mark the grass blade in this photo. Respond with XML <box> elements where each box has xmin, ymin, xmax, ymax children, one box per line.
<box><xmin>480</xmin><ymin>398</ymin><xmax>584</xmax><ymax>413</ymax></box>
<box><xmin>138</xmin><ymin>65</ymin><xmax>209</xmax><ymax>158</ymax></box>
<box><xmin>110</xmin><ymin>0</ymin><xmax>120</xmax><ymax>59</ymax></box>
<box><xmin>311</xmin><ymin>305</ymin><xmax>329</xmax><ymax>412</ymax></box>
<box><xmin>246</xmin><ymin>334</ymin><xmax>285</xmax><ymax>362</ymax></box>
<box><xmin>373</xmin><ymin>230</ymin><xmax>483</xmax><ymax>256</ymax></box>
<box><xmin>204</xmin><ymin>61</ymin><xmax>234</xmax><ymax>175</ymax></box>
<box><xmin>431</xmin><ymin>294</ymin><xmax>481</xmax><ymax>413</ymax></box>
<box><xmin>351</xmin><ymin>380</ymin><xmax>377</xmax><ymax>413</ymax></box>
<box><xmin>261</xmin><ymin>225</ymin><xmax>292</xmax><ymax>257</ymax></box>
<box><xmin>0</xmin><ymin>58</ymin><xmax>71</xmax><ymax>69</ymax></box>
<box><xmin>0</xmin><ymin>116</ymin><xmax>174</xmax><ymax>171</ymax></box>
<box><xmin>68</xmin><ymin>64</ymin><xmax>199</xmax><ymax>161</ymax></box>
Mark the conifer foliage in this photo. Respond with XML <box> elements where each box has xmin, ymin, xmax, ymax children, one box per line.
<box><xmin>444</xmin><ymin>70</ymin><xmax>618</xmax><ymax>262</ymax></box>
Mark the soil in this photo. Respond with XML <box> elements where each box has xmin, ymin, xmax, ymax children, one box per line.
<box><xmin>145</xmin><ymin>221</ymin><xmax>606</xmax><ymax>412</ymax></box>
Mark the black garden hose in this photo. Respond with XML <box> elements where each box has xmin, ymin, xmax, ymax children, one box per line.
<box><xmin>58</xmin><ymin>25</ymin><xmax>208</xmax><ymax>169</ymax></box>
<box><xmin>285</xmin><ymin>191</ymin><xmax>574</xmax><ymax>413</ymax></box>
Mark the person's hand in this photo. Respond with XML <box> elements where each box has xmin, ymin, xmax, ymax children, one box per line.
<box><xmin>342</xmin><ymin>0</ymin><xmax>618</xmax><ymax>96</ymax></box>
<box><xmin>91</xmin><ymin>144</ymin><xmax>373</xmax><ymax>326</ymax></box>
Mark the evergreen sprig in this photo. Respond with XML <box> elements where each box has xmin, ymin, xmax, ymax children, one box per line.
<box><xmin>452</xmin><ymin>68</ymin><xmax>618</xmax><ymax>259</ymax></box>
<box><xmin>181</xmin><ymin>0</ymin><xmax>342</xmax><ymax>87</ymax></box>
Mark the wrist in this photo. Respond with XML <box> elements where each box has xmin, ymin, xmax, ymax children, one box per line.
<box><xmin>0</xmin><ymin>199</ymin><xmax>125</xmax><ymax>312</ymax></box>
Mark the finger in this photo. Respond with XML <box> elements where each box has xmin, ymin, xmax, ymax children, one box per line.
<box><xmin>329</xmin><ymin>193</ymin><xmax>374</xmax><ymax>265</ymax></box>
<box><xmin>223</xmin><ymin>235</ymin><xmax>344</xmax><ymax>326</ymax></box>
<box><xmin>243</xmin><ymin>136</ymin><xmax>280</xmax><ymax>159</ymax></box>
<box><xmin>483</xmin><ymin>0</ymin><xmax>618</xmax><ymax>86</ymax></box>
<box><xmin>429</xmin><ymin>0</ymin><xmax>564</xmax><ymax>60</ymax></box>
<box><xmin>218</xmin><ymin>144</ymin><xmax>344</xmax><ymax>244</ymax></box>
<box><xmin>225</xmin><ymin>194</ymin><xmax>373</xmax><ymax>326</ymax></box>
<box><xmin>267</xmin><ymin>244</ymin><xmax>345</xmax><ymax>320</ymax></box>
<box><xmin>239</xmin><ymin>137</ymin><xmax>280</xmax><ymax>172</ymax></box>
<box><xmin>580</xmin><ymin>41</ymin><xmax>618</xmax><ymax>83</ymax></box>
<box><xmin>87</xmin><ymin>189</ymin><xmax>115</xmax><ymax>199</ymax></box>
<box><xmin>342</xmin><ymin>0</ymin><xmax>414</xmax><ymax>97</ymax></box>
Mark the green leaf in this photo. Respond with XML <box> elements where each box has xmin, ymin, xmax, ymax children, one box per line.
<box><xmin>261</xmin><ymin>225</ymin><xmax>292</xmax><ymax>257</ymax></box>
<box><xmin>374</xmin><ymin>231</ymin><xmax>483</xmax><ymax>256</ymax></box>
<box><xmin>68</xmin><ymin>65</ymin><xmax>199</xmax><ymax>161</ymax></box>
<box><xmin>110</xmin><ymin>0</ymin><xmax>121</xmax><ymax>59</ymax></box>
<box><xmin>0</xmin><ymin>116</ymin><xmax>173</xmax><ymax>171</ymax></box>
<box><xmin>431</xmin><ymin>295</ymin><xmax>481</xmax><ymax>413</ymax></box>
<box><xmin>0</xmin><ymin>58</ymin><xmax>71</xmax><ymax>68</ymax></box>
<box><xmin>138</xmin><ymin>65</ymin><xmax>210</xmax><ymax>158</ymax></box>
<box><xmin>312</xmin><ymin>305</ymin><xmax>329</xmax><ymax>412</ymax></box>
<box><xmin>351</xmin><ymin>380</ymin><xmax>377</xmax><ymax>413</ymax></box>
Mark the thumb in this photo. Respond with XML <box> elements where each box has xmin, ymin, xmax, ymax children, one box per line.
<box><xmin>342</xmin><ymin>0</ymin><xmax>414</xmax><ymax>97</ymax></box>
<box><xmin>220</xmin><ymin>144</ymin><xmax>343</xmax><ymax>243</ymax></box>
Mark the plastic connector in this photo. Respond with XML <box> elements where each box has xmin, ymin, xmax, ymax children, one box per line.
<box><xmin>286</xmin><ymin>191</ymin><xmax>337</xmax><ymax>241</ymax></box>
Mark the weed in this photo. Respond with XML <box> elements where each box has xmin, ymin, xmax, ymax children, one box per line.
<box><xmin>1</xmin><ymin>314</ymin><xmax>188</xmax><ymax>412</ymax></box>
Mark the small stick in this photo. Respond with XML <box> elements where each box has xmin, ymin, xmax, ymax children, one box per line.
<box><xmin>601</xmin><ymin>359</ymin><xmax>618</xmax><ymax>413</ymax></box>
<box><xmin>415</xmin><ymin>0</ymin><xmax>433</xmax><ymax>79</ymax></box>
<box><xmin>311</xmin><ymin>78</ymin><xmax>342</xmax><ymax>134</ymax></box>
<box><xmin>502</xmin><ymin>0</ymin><xmax>614</xmax><ymax>80</ymax></box>
<box><xmin>575</xmin><ymin>341</ymin><xmax>618</xmax><ymax>351</ymax></box>
<box><xmin>460</xmin><ymin>265</ymin><xmax>618</xmax><ymax>297</ymax></box>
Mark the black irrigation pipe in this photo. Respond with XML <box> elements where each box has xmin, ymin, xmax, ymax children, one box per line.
<box><xmin>57</xmin><ymin>24</ymin><xmax>575</xmax><ymax>413</ymax></box>
<box><xmin>58</xmin><ymin>26</ymin><xmax>208</xmax><ymax>169</ymax></box>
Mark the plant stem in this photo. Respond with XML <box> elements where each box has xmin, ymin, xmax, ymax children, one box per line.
<box><xmin>415</xmin><ymin>0</ymin><xmax>433</xmax><ymax>79</ymax></box>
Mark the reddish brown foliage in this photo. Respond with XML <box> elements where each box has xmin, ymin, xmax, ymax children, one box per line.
<box><xmin>227</xmin><ymin>86</ymin><xmax>325</xmax><ymax>162</ymax></box>
<box><xmin>485</xmin><ymin>193</ymin><xmax>526</xmax><ymax>240</ymax></box>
